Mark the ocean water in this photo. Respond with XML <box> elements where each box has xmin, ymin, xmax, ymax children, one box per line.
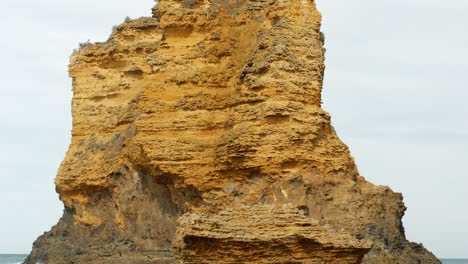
<box><xmin>442</xmin><ymin>260</ymin><xmax>468</xmax><ymax>264</ymax></box>
<box><xmin>0</xmin><ymin>255</ymin><xmax>27</xmax><ymax>264</ymax></box>
<box><xmin>0</xmin><ymin>255</ymin><xmax>465</xmax><ymax>264</ymax></box>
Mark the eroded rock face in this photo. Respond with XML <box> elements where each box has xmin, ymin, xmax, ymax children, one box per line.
<box><xmin>25</xmin><ymin>0</ymin><xmax>440</xmax><ymax>263</ymax></box>
<box><xmin>174</xmin><ymin>205</ymin><xmax>371</xmax><ymax>263</ymax></box>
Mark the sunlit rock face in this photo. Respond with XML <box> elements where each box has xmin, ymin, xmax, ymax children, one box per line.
<box><xmin>25</xmin><ymin>0</ymin><xmax>440</xmax><ymax>263</ymax></box>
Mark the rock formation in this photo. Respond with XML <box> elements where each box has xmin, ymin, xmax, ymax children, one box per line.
<box><xmin>25</xmin><ymin>0</ymin><xmax>440</xmax><ymax>263</ymax></box>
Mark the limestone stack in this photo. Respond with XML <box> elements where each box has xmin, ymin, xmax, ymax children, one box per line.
<box><xmin>25</xmin><ymin>0</ymin><xmax>440</xmax><ymax>263</ymax></box>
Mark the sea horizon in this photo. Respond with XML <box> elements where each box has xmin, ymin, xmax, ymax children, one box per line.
<box><xmin>1</xmin><ymin>254</ymin><xmax>467</xmax><ymax>264</ymax></box>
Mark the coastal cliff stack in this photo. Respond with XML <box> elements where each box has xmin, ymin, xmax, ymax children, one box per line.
<box><xmin>25</xmin><ymin>0</ymin><xmax>440</xmax><ymax>263</ymax></box>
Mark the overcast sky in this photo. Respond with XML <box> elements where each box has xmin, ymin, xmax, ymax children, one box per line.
<box><xmin>0</xmin><ymin>0</ymin><xmax>466</xmax><ymax>259</ymax></box>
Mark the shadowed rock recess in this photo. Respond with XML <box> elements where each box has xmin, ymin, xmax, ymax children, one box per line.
<box><xmin>25</xmin><ymin>0</ymin><xmax>440</xmax><ymax>263</ymax></box>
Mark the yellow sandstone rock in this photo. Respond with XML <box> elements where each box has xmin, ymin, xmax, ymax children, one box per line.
<box><xmin>25</xmin><ymin>0</ymin><xmax>440</xmax><ymax>263</ymax></box>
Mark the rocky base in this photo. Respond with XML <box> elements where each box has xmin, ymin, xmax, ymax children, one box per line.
<box><xmin>174</xmin><ymin>205</ymin><xmax>371</xmax><ymax>264</ymax></box>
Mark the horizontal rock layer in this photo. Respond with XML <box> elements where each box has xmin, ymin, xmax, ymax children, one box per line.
<box><xmin>25</xmin><ymin>0</ymin><xmax>440</xmax><ymax>263</ymax></box>
<box><xmin>175</xmin><ymin>205</ymin><xmax>371</xmax><ymax>263</ymax></box>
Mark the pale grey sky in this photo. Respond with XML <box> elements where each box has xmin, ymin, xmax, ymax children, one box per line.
<box><xmin>0</xmin><ymin>0</ymin><xmax>467</xmax><ymax>258</ymax></box>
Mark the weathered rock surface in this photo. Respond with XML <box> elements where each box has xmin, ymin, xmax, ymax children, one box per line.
<box><xmin>25</xmin><ymin>0</ymin><xmax>440</xmax><ymax>263</ymax></box>
<box><xmin>174</xmin><ymin>205</ymin><xmax>371</xmax><ymax>263</ymax></box>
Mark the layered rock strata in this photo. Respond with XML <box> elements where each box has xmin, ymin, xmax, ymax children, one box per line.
<box><xmin>174</xmin><ymin>205</ymin><xmax>371</xmax><ymax>263</ymax></box>
<box><xmin>25</xmin><ymin>0</ymin><xmax>440</xmax><ymax>263</ymax></box>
